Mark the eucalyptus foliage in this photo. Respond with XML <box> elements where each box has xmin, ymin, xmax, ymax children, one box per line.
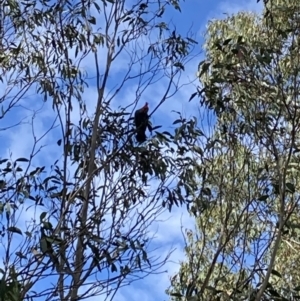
<box><xmin>0</xmin><ymin>0</ymin><xmax>197</xmax><ymax>300</ymax></box>
<box><xmin>168</xmin><ymin>1</ymin><xmax>300</xmax><ymax>300</ymax></box>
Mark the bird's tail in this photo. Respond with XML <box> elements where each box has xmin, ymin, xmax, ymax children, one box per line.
<box><xmin>136</xmin><ymin>131</ymin><xmax>147</xmax><ymax>143</ymax></box>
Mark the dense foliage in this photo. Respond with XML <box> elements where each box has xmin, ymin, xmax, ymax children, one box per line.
<box><xmin>167</xmin><ymin>1</ymin><xmax>300</xmax><ymax>301</ymax></box>
<box><xmin>0</xmin><ymin>0</ymin><xmax>198</xmax><ymax>300</ymax></box>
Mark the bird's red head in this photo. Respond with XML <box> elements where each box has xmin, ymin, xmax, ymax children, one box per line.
<box><xmin>141</xmin><ymin>102</ymin><xmax>149</xmax><ymax>112</ymax></box>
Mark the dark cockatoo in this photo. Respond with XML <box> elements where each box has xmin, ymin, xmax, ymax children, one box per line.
<box><xmin>134</xmin><ymin>102</ymin><xmax>152</xmax><ymax>143</ymax></box>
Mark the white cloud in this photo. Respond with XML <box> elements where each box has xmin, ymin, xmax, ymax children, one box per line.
<box><xmin>196</xmin><ymin>0</ymin><xmax>264</xmax><ymax>39</ymax></box>
<box><xmin>217</xmin><ymin>0</ymin><xmax>263</xmax><ymax>15</ymax></box>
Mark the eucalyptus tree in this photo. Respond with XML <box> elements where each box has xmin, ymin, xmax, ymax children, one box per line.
<box><xmin>0</xmin><ymin>0</ymin><xmax>198</xmax><ymax>300</ymax></box>
<box><xmin>167</xmin><ymin>1</ymin><xmax>300</xmax><ymax>300</ymax></box>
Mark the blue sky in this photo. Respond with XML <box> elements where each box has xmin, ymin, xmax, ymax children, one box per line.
<box><xmin>0</xmin><ymin>0</ymin><xmax>264</xmax><ymax>300</ymax></box>
<box><xmin>111</xmin><ymin>2</ymin><xmax>264</xmax><ymax>301</ymax></box>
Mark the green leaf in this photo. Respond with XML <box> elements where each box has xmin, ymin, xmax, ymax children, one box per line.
<box><xmin>286</xmin><ymin>183</ymin><xmax>295</xmax><ymax>193</ymax></box>
<box><xmin>189</xmin><ymin>92</ymin><xmax>198</xmax><ymax>102</ymax></box>
<box><xmin>7</xmin><ymin>227</ymin><xmax>22</xmax><ymax>235</ymax></box>
<box><xmin>258</xmin><ymin>195</ymin><xmax>269</xmax><ymax>201</ymax></box>
<box><xmin>15</xmin><ymin>158</ymin><xmax>29</xmax><ymax>162</ymax></box>
<box><xmin>40</xmin><ymin>212</ymin><xmax>47</xmax><ymax>222</ymax></box>
<box><xmin>223</xmin><ymin>38</ymin><xmax>232</xmax><ymax>45</ymax></box>
<box><xmin>88</xmin><ymin>17</ymin><xmax>96</xmax><ymax>24</ymax></box>
<box><xmin>272</xmin><ymin>183</ymin><xmax>280</xmax><ymax>195</ymax></box>
<box><xmin>25</xmin><ymin>231</ymin><xmax>32</xmax><ymax>238</ymax></box>
<box><xmin>170</xmin><ymin>293</ymin><xmax>183</xmax><ymax>297</ymax></box>
<box><xmin>192</xmin><ymin>146</ymin><xmax>204</xmax><ymax>156</ymax></box>
<box><xmin>111</xmin><ymin>263</ymin><xmax>117</xmax><ymax>272</ymax></box>
<box><xmin>15</xmin><ymin>251</ymin><xmax>27</xmax><ymax>259</ymax></box>
<box><xmin>40</xmin><ymin>238</ymin><xmax>48</xmax><ymax>253</ymax></box>
<box><xmin>202</xmin><ymin>187</ymin><xmax>211</xmax><ymax>196</ymax></box>
<box><xmin>268</xmin><ymin>288</ymin><xmax>280</xmax><ymax>298</ymax></box>
<box><xmin>271</xmin><ymin>269</ymin><xmax>282</xmax><ymax>278</ymax></box>
<box><xmin>43</xmin><ymin>222</ymin><xmax>53</xmax><ymax>230</ymax></box>
<box><xmin>199</xmin><ymin>62</ymin><xmax>210</xmax><ymax>77</ymax></box>
<box><xmin>173</xmin><ymin>119</ymin><xmax>182</xmax><ymax>125</ymax></box>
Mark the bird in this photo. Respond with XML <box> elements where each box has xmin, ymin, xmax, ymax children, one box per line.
<box><xmin>134</xmin><ymin>102</ymin><xmax>152</xmax><ymax>143</ymax></box>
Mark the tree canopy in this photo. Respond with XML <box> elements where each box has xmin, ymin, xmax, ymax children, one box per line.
<box><xmin>0</xmin><ymin>0</ymin><xmax>199</xmax><ymax>300</ymax></box>
<box><xmin>167</xmin><ymin>0</ymin><xmax>300</xmax><ymax>300</ymax></box>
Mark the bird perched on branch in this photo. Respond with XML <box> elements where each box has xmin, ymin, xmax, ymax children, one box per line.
<box><xmin>134</xmin><ymin>102</ymin><xmax>152</xmax><ymax>143</ymax></box>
